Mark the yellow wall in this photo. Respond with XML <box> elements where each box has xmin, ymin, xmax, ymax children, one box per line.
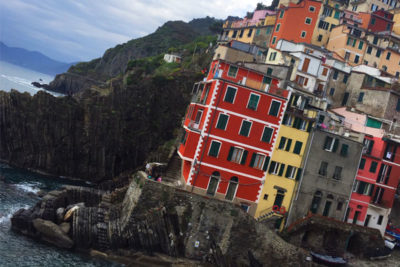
<box><xmin>311</xmin><ymin>1</ymin><xmax>343</xmax><ymax>47</ymax></box>
<box><xmin>264</xmin><ymin>15</ymin><xmax>277</xmax><ymax>26</ymax></box>
<box><xmin>254</xmin><ymin>120</ymin><xmax>311</xmax><ymax>218</ymax></box>
<box><xmin>392</xmin><ymin>12</ymin><xmax>400</xmax><ymax>35</ymax></box>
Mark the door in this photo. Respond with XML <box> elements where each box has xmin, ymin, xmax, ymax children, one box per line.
<box><xmin>302</xmin><ymin>58</ymin><xmax>310</xmax><ymax>72</ymax></box>
<box><xmin>322</xmin><ymin>201</ymin><xmax>332</xmax><ymax>217</ymax></box>
<box><xmin>273</xmin><ymin>190</ymin><xmax>285</xmax><ymax>208</ymax></box>
<box><xmin>193</xmin><ymin>110</ymin><xmax>203</xmax><ymax>129</ymax></box>
<box><xmin>225</xmin><ymin>177</ymin><xmax>238</xmax><ymax>201</ymax></box>
<box><xmin>341</xmin><ymin>92</ymin><xmax>349</xmax><ymax>106</ymax></box>
<box><xmin>206</xmin><ymin>172</ymin><xmax>220</xmax><ymax>196</ymax></box>
<box><xmin>364</xmin><ymin>214</ymin><xmax>371</xmax><ymax>227</ymax></box>
<box><xmin>353</xmin><ymin>211</ymin><xmax>360</xmax><ymax>224</ymax></box>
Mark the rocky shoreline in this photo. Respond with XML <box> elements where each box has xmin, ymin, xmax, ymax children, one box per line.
<box><xmin>11</xmin><ymin>171</ymin><xmax>316</xmax><ymax>266</ymax></box>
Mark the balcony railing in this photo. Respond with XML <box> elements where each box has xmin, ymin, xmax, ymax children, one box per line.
<box><xmin>186</xmin><ymin>120</ymin><xmax>202</xmax><ymax>132</ymax></box>
<box><xmin>191</xmin><ymin>90</ymin><xmax>208</xmax><ymax>105</ymax></box>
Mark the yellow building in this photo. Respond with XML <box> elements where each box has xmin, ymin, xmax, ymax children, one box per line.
<box><xmin>311</xmin><ymin>0</ymin><xmax>346</xmax><ymax>47</ymax></box>
<box><xmin>391</xmin><ymin>8</ymin><xmax>400</xmax><ymax>35</ymax></box>
<box><xmin>254</xmin><ymin>92</ymin><xmax>317</xmax><ymax>223</ymax></box>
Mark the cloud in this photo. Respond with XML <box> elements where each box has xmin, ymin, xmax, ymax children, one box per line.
<box><xmin>0</xmin><ymin>0</ymin><xmax>269</xmax><ymax>62</ymax></box>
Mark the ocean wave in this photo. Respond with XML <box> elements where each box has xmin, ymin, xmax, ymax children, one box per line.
<box><xmin>14</xmin><ymin>182</ymin><xmax>41</xmax><ymax>194</ymax></box>
<box><xmin>0</xmin><ymin>204</ymin><xmax>30</xmax><ymax>224</ymax></box>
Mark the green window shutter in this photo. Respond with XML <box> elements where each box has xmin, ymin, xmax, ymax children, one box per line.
<box><xmin>216</xmin><ymin>114</ymin><xmax>228</xmax><ymax>129</ymax></box>
<box><xmin>227</xmin><ymin>146</ymin><xmax>234</xmax><ymax>161</ymax></box>
<box><xmin>358</xmin><ymin>41</ymin><xmax>364</xmax><ymax>50</ymax></box>
<box><xmin>282</xmin><ymin>114</ymin><xmax>288</xmax><ymax>125</ymax></box>
<box><xmin>323</xmin><ymin>136</ymin><xmax>331</xmax><ymax>150</ymax></box>
<box><xmin>279</xmin><ymin>137</ymin><xmax>286</xmax><ymax>149</ymax></box>
<box><xmin>296</xmin><ymin>168</ymin><xmax>302</xmax><ymax>181</ymax></box>
<box><xmin>285</xmin><ymin>139</ymin><xmax>292</xmax><ymax>151</ymax></box>
<box><xmin>357</xmin><ymin>181</ymin><xmax>366</xmax><ymax>194</ymax></box>
<box><xmin>262</xmin><ymin>127</ymin><xmax>273</xmax><ymax>143</ymax></box>
<box><xmin>248</xmin><ymin>94</ymin><xmax>260</xmax><ymax>110</ymax></box>
<box><xmin>340</xmin><ymin>144</ymin><xmax>349</xmax><ymax>157</ymax></box>
<box><xmin>367</xmin><ymin>140</ymin><xmax>374</xmax><ymax>154</ymax></box>
<box><xmin>285</xmin><ymin>165</ymin><xmax>292</xmax><ymax>178</ymax></box>
<box><xmin>267</xmin><ymin>68</ymin><xmax>273</xmax><ymax>76</ymax></box>
<box><xmin>269</xmin><ymin>101</ymin><xmax>281</xmax><ymax>116</ymax></box>
<box><xmin>293</xmin><ymin>117</ymin><xmax>300</xmax><ymax>129</ymax></box>
<box><xmin>240</xmin><ymin>150</ymin><xmax>248</xmax><ymax>165</ymax></box>
<box><xmin>294</xmin><ymin>141</ymin><xmax>303</xmax><ymax>154</ymax></box>
<box><xmin>262</xmin><ymin>156</ymin><xmax>270</xmax><ymax>171</ymax></box>
<box><xmin>209</xmin><ymin>142</ymin><xmax>220</xmax><ymax>157</ymax></box>
<box><xmin>269</xmin><ymin>161</ymin><xmax>276</xmax><ymax>173</ymax></box>
<box><xmin>347</xmin><ymin>37</ymin><xmax>352</xmax><ymax>45</ymax></box>
<box><xmin>250</xmin><ymin>153</ymin><xmax>257</xmax><ymax>167</ymax></box>
<box><xmin>240</xmin><ymin>121</ymin><xmax>251</xmax><ymax>136</ymax></box>
<box><xmin>307</xmin><ymin>122</ymin><xmax>313</xmax><ymax>132</ymax></box>
<box><xmin>224</xmin><ymin>87</ymin><xmax>236</xmax><ymax>103</ymax></box>
<box><xmin>370</xmin><ymin>161</ymin><xmax>378</xmax><ymax>173</ymax></box>
<box><xmin>334</xmin><ymin>11</ymin><xmax>340</xmax><ymax>19</ymax></box>
<box><xmin>278</xmin><ymin>164</ymin><xmax>285</xmax><ymax>176</ymax></box>
<box><xmin>263</xmin><ymin>76</ymin><xmax>272</xmax><ymax>84</ymax></box>
<box><xmin>332</xmin><ymin>139</ymin><xmax>339</xmax><ymax>152</ymax></box>
<box><xmin>359</xmin><ymin>158</ymin><xmax>366</xmax><ymax>169</ymax></box>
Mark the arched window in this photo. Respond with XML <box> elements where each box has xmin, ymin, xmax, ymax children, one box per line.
<box><xmin>225</xmin><ymin>177</ymin><xmax>239</xmax><ymax>201</ymax></box>
<box><xmin>310</xmin><ymin>191</ymin><xmax>322</xmax><ymax>214</ymax></box>
<box><xmin>206</xmin><ymin>171</ymin><xmax>220</xmax><ymax>196</ymax></box>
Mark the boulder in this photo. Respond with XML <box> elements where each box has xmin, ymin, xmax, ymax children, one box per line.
<box><xmin>32</xmin><ymin>218</ymin><xmax>73</xmax><ymax>249</ymax></box>
<box><xmin>56</xmin><ymin>208</ymin><xmax>65</xmax><ymax>223</ymax></box>
<box><xmin>59</xmin><ymin>222</ymin><xmax>71</xmax><ymax>235</ymax></box>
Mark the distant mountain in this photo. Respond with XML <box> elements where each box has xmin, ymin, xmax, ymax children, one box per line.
<box><xmin>0</xmin><ymin>42</ymin><xmax>73</xmax><ymax>76</ymax></box>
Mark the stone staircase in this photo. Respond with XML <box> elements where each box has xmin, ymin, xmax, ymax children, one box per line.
<box><xmin>163</xmin><ymin>152</ymin><xmax>183</xmax><ymax>184</ymax></box>
<box><xmin>256</xmin><ymin>207</ymin><xmax>283</xmax><ymax>222</ymax></box>
<box><xmin>96</xmin><ymin>194</ymin><xmax>112</xmax><ymax>250</ymax></box>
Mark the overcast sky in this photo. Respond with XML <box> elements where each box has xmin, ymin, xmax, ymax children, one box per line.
<box><xmin>0</xmin><ymin>0</ymin><xmax>268</xmax><ymax>63</ymax></box>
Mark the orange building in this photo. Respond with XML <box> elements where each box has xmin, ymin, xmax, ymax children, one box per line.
<box><xmin>270</xmin><ymin>0</ymin><xmax>322</xmax><ymax>48</ymax></box>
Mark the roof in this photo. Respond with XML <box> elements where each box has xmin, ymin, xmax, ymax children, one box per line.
<box><xmin>352</xmin><ymin>65</ymin><xmax>393</xmax><ymax>84</ymax></box>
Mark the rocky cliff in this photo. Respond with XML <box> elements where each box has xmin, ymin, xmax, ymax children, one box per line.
<box><xmin>11</xmin><ymin>172</ymin><xmax>311</xmax><ymax>266</ymax></box>
<box><xmin>0</xmin><ymin>70</ymin><xmax>198</xmax><ymax>182</ymax></box>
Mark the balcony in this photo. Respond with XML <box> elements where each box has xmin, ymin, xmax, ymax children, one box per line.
<box><xmin>186</xmin><ymin>119</ymin><xmax>202</xmax><ymax>132</ymax></box>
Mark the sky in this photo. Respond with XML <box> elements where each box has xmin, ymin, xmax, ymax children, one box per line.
<box><xmin>0</xmin><ymin>0</ymin><xmax>268</xmax><ymax>63</ymax></box>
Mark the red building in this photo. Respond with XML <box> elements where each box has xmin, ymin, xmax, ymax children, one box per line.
<box><xmin>347</xmin><ymin>135</ymin><xmax>400</xmax><ymax>235</ymax></box>
<box><xmin>178</xmin><ymin>59</ymin><xmax>289</xmax><ymax>215</ymax></box>
<box><xmin>270</xmin><ymin>0</ymin><xmax>322</xmax><ymax>48</ymax></box>
<box><xmin>359</xmin><ymin>10</ymin><xmax>394</xmax><ymax>32</ymax></box>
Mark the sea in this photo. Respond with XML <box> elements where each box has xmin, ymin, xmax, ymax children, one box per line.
<box><xmin>0</xmin><ymin>62</ymin><xmax>121</xmax><ymax>266</ymax></box>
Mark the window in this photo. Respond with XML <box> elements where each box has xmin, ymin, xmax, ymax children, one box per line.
<box><xmin>247</xmin><ymin>93</ymin><xmax>260</xmax><ymax>110</ymax></box>
<box><xmin>396</xmin><ymin>98</ymin><xmax>400</xmax><ymax>111</ymax></box>
<box><xmin>269</xmin><ymin>51</ymin><xmax>277</xmax><ymax>60</ymax></box>
<box><xmin>354</xmin><ymin>181</ymin><xmax>373</xmax><ymax>195</ymax></box>
<box><xmin>386</xmin><ymin>52</ymin><xmax>391</xmax><ymax>60</ymax></box>
<box><xmin>345</xmin><ymin>52</ymin><xmax>350</xmax><ymax>60</ymax></box>
<box><xmin>194</xmin><ymin>109</ymin><xmax>203</xmax><ymax>125</ymax></box>
<box><xmin>358</xmin><ymin>41</ymin><xmax>364</xmax><ymax>50</ymax></box>
<box><xmin>282</xmin><ymin>114</ymin><xmax>293</xmax><ymax>126</ymax></box>
<box><xmin>285</xmin><ymin>165</ymin><xmax>297</xmax><ymax>179</ymax></box>
<box><xmin>181</xmin><ymin>131</ymin><xmax>188</xmax><ymax>144</ymax></box>
<box><xmin>367</xmin><ymin>46</ymin><xmax>372</xmax><ymax>54</ymax></box>
<box><xmin>343</xmin><ymin>75</ymin><xmax>348</xmax><ymax>84</ymax></box>
<box><xmin>207</xmin><ymin>172</ymin><xmax>220</xmax><ymax>196</ymax></box>
<box><xmin>322</xmin><ymin>68</ymin><xmax>328</xmax><ymax>76</ymax></box>
<box><xmin>337</xmin><ymin>202</ymin><xmax>343</xmax><ymax>211</ymax></box>
<box><xmin>268</xmin><ymin>161</ymin><xmax>281</xmax><ymax>175</ymax></box>
<box><xmin>302</xmin><ymin>58</ymin><xmax>310</xmax><ymax>72</ymax></box>
<box><xmin>323</xmin><ymin>136</ymin><xmax>339</xmax><ymax>152</ymax></box>
<box><xmin>318</xmin><ymin>21</ymin><xmax>330</xmax><ymax>30</ymax></box>
<box><xmin>386</xmin><ymin>23</ymin><xmax>391</xmax><ymax>31</ymax></box>
<box><xmin>305</xmin><ymin>17</ymin><xmax>312</xmax><ymax>24</ymax></box>
<box><xmin>227</xmin><ymin>146</ymin><xmax>246</xmax><ymax>164</ymax></box>
<box><xmin>232</xmin><ymin>30</ymin><xmax>238</xmax><ymax>38</ymax></box>
<box><xmin>285</xmin><ymin>139</ymin><xmax>292</xmax><ymax>151</ymax></box>
<box><xmin>369</xmin><ymin>161</ymin><xmax>378</xmax><ymax>173</ymax></box>
<box><xmin>376</xmin><ymin>49</ymin><xmax>381</xmax><ymax>58</ymax></box>
<box><xmin>309</xmin><ymin>6</ymin><xmax>315</xmax><ymax>12</ymax></box>
<box><xmin>256</xmin><ymin>29</ymin><xmax>260</xmax><ymax>36</ymax></box>
<box><xmin>250</xmin><ymin>153</ymin><xmax>266</xmax><ymax>169</ymax></box>
<box><xmin>354</xmin><ymin>55</ymin><xmax>360</xmax><ymax>64</ymax></box>
<box><xmin>319</xmin><ymin>161</ymin><xmax>328</xmax><ymax>176</ymax></box>
<box><xmin>278</xmin><ymin>136</ymin><xmax>287</xmax><ymax>149</ymax></box>
<box><xmin>333</xmin><ymin>166</ymin><xmax>342</xmax><ymax>180</ymax></box>
<box><xmin>359</xmin><ymin>158</ymin><xmax>366</xmax><ymax>169</ymax></box>
<box><xmin>266</xmin><ymin>27</ymin><xmax>271</xmax><ymax>34</ymax></box>
<box><xmin>293</xmin><ymin>141</ymin><xmax>303</xmax><ymax>154</ymax></box>
<box><xmin>227</xmin><ymin>65</ymin><xmax>238</xmax><ymax>77</ymax></box>
<box><xmin>371</xmin><ymin>17</ymin><xmax>376</xmax><ymax>25</ymax></box>
<box><xmin>329</xmin><ymin>88</ymin><xmax>335</xmax><ymax>96</ymax></box>
<box><xmin>224</xmin><ymin>86</ymin><xmax>237</xmax><ymax>103</ymax></box>
<box><xmin>377</xmin><ymin>215</ymin><xmax>384</xmax><ymax>225</ymax></box>
<box><xmin>373</xmin><ymin>36</ymin><xmax>378</xmax><ymax>45</ymax></box>
<box><xmin>239</xmin><ymin>29</ymin><xmax>244</xmax><ymax>38</ymax></box>
<box><xmin>334</xmin><ymin>10</ymin><xmax>340</xmax><ymax>19</ymax></box>
<box><xmin>239</xmin><ymin>120</ymin><xmax>252</xmax><ymax>137</ymax></box>
<box><xmin>261</xmin><ymin>127</ymin><xmax>274</xmax><ymax>143</ymax></box>
<box><xmin>322</xmin><ymin>7</ymin><xmax>333</xmax><ymax>16</ymax></box>
<box><xmin>301</xmin><ymin>31</ymin><xmax>307</xmax><ymax>38</ymax></box>
<box><xmin>279</xmin><ymin>10</ymin><xmax>284</xmax><ymax>18</ymax></box>
<box><xmin>358</xmin><ymin>92</ymin><xmax>364</xmax><ymax>103</ymax></box>
<box><xmin>225</xmin><ymin>177</ymin><xmax>238</xmax><ymax>201</ymax></box>
<box><xmin>340</xmin><ymin>144</ymin><xmax>349</xmax><ymax>157</ymax></box>
<box><xmin>216</xmin><ymin>113</ymin><xmax>229</xmax><ymax>130</ymax></box>
<box><xmin>333</xmin><ymin>70</ymin><xmax>339</xmax><ymax>80</ymax></box>
<box><xmin>247</xmin><ymin>29</ymin><xmax>253</xmax><ymax>37</ymax></box>
<box><xmin>269</xmin><ymin>100</ymin><xmax>281</xmax><ymax>116</ymax></box>
<box><xmin>208</xmin><ymin>141</ymin><xmax>221</xmax><ymax>157</ymax></box>
<box><xmin>275</xmin><ymin>23</ymin><xmax>281</xmax><ymax>32</ymax></box>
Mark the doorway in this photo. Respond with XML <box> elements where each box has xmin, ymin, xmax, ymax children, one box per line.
<box><xmin>273</xmin><ymin>189</ymin><xmax>285</xmax><ymax>207</ymax></box>
<box><xmin>206</xmin><ymin>171</ymin><xmax>220</xmax><ymax>196</ymax></box>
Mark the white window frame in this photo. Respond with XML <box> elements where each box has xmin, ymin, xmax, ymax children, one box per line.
<box><xmin>268</xmin><ymin>99</ymin><xmax>282</xmax><ymax>116</ymax></box>
<box><xmin>286</xmin><ymin>165</ymin><xmax>297</xmax><ymax>179</ymax></box>
<box><xmin>247</xmin><ymin>92</ymin><xmax>261</xmax><ymax>111</ymax></box>
<box><xmin>253</xmin><ymin>153</ymin><xmax>266</xmax><ymax>170</ymax></box>
<box><xmin>261</xmin><ymin>126</ymin><xmax>274</xmax><ymax>143</ymax></box>
<box><xmin>216</xmin><ymin>113</ymin><xmax>229</xmax><ymax>130</ymax></box>
<box><xmin>270</xmin><ymin>162</ymin><xmax>281</xmax><ymax>175</ymax></box>
<box><xmin>309</xmin><ymin>6</ymin><xmax>315</xmax><ymax>12</ymax></box>
<box><xmin>223</xmin><ymin>85</ymin><xmax>238</xmax><ymax>104</ymax></box>
<box><xmin>301</xmin><ymin>31</ymin><xmax>307</xmax><ymax>38</ymax></box>
<box><xmin>284</xmin><ymin>115</ymin><xmax>293</xmax><ymax>126</ymax></box>
<box><xmin>238</xmin><ymin>120</ymin><xmax>252</xmax><ymax>137</ymax></box>
<box><xmin>305</xmin><ymin>17</ymin><xmax>312</xmax><ymax>25</ymax></box>
<box><xmin>231</xmin><ymin>146</ymin><xmax>244</xmax><ymax>164</ymax></box>
<box><xmin>299</xmin><ymin>120</ymin><xmax>307</xmax><ymax>131</ymax></box>
<box><xmin>208</xmin><ymin>140</ymin><xmax>222</xmax><ymax>157</ymax></box>
<box><xmin>324</xmin><ymin>137</ymin><xmax>337</xmax><ymax>152</ymax></box>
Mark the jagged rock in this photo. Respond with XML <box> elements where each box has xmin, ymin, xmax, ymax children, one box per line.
<box><xmin>56</xmin><ymin>208</ymin><xmax>65</xmax><ymax>223</ymax></box>
<box><xmin>59</xmin><ymin>222</ymin><xmax>71</xmax><ymax>235</ymax></box>
<box><xmin>32</xmin><ymin>218</ymin><xmax>74</xmax><ymax>249</ymax></box>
